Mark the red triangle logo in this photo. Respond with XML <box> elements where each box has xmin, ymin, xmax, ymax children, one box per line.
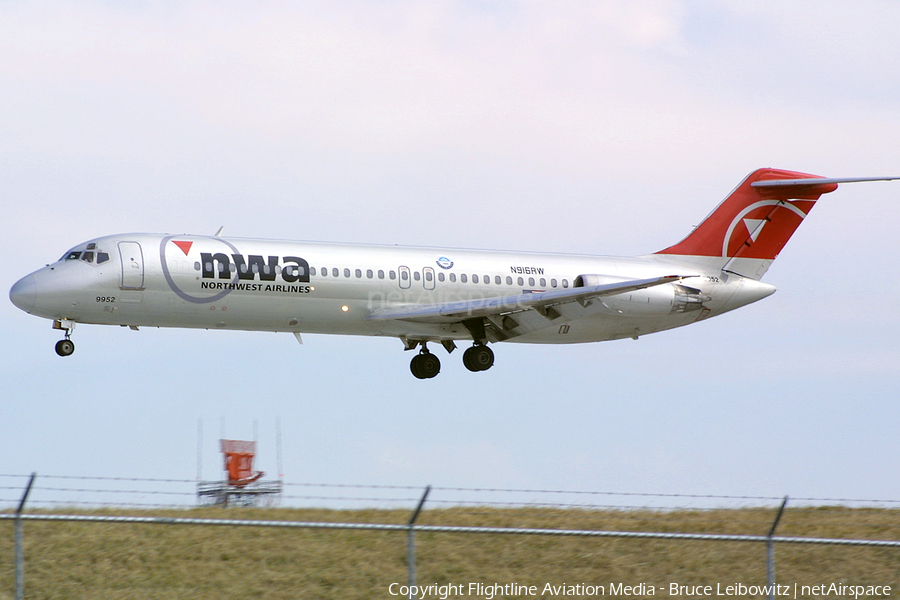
<box><xmin>173</xmin><ymin>240</ymin><xmax>193</xmax><ymax>255</ymax></box>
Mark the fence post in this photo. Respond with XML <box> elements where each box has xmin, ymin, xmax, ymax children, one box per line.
<box><xmin>767</xmin><ymin>496</ymin><xmax>788</xmax><ymax>600</ymax></box>
<box><xmin>15</xmin><ymin>473</ymin><xmax>36</xmax><ymax>600</ymax></box>
<box><xmin>407</xmin><ymin>486</ymin><xmax>431</xmax><ymax>600</ymax></box>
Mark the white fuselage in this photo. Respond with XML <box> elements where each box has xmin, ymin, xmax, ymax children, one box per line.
<box><xmin>11</xmin><ymin>233</ymin><xmax>775</xmax><ymax>346</ymax></box>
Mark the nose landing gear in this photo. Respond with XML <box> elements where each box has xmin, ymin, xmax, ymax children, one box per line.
<box><xmin>53</xmin><ymin>319</ymin><xmax>76</xmax><ymax>357</ymax></box>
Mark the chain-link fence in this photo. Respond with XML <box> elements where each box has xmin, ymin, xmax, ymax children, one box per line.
<box><xmin>2</xmin><ymin>473</ymin><xmax>899</xmax><ymax>599</ymax></box>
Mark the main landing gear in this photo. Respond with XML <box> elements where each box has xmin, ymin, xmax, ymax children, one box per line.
<box><xmin>462</xmin><ymin>344</ymin><xmax>494</xmax><ymax>372</ymax></box>
<box><xmin>53</xmin><ymin>319</ymin><xmax>75</xmax><ymax>357</ymax></box>
<box><xmin>410</xmin><ymin>349</ymin><xmax>441</xmax><ymax>380</ymax></box>
<box><xmin>460</xmin><ymin>318</ymin><xmax>494</xmax><ymax>373</ymax></box>
<box><xmin>407</xmin><ymin>340</ymin><xmax>495</xmax><ymax>378</ymax></box>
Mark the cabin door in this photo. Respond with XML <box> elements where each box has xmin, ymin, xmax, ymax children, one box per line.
<box><xmin>118</xmin><ymin>241</ymin><xmax>145</xmax><ymax>290</ymax></box>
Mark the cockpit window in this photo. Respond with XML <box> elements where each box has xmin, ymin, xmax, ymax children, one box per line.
<box><xmin>60</xmin><ymin>247</ymin><xmax>108</xmax><ymax>264</ymax></box>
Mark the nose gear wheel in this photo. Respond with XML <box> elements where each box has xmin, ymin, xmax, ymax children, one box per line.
<box><xmin>55</xmin><ymin>339</ymin><xmax>75</xmax><ymax>357</ymax></box>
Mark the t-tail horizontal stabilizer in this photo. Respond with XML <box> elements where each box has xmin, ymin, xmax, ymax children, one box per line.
<box><xmin>751</xmin><ymin>176</ymin><xmax>900</xmax><ymax>188</ymax></box>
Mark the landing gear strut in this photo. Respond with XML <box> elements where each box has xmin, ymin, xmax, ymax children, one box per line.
<box><xmin>410</xmin><ymin>346</ymin><xmax>441</xmax><ymax>379</ymax></box>
<box><xmin>463</xmin><ymin>344</ymin><xmax>494</xmax><ymax>372</ymax></box>
<box><xmin>53</xmin><ymin>319</ymin><xmax>75</xmax><ymax>357</ymax></box>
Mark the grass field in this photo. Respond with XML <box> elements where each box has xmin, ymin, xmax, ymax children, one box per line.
<box><xmin>1</xmin><ymin>506</ymin><xmax>898</xmax><ymax>599</ymax></box>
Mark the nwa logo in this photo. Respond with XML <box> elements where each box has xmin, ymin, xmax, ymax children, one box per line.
<box><xmin>160</xmin><ymin>236</ymin><xmax>311</xmax><ymax>304</ymax></box>
<box><xmin>199</xmin><ymin>252</ymin><xmax>310</xmax><ymax>282</ymax></box>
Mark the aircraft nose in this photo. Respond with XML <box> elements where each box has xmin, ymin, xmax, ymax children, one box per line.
<box><xmin>9</xmin><ymin>274</ymin><xmax>37</xmax><ymax>313</ymax></box>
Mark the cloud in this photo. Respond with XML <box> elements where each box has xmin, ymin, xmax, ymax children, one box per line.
<box><xmin>3</xmin><ymin>0</ymin><xmax>899</xmax><ymax>186</ymax></box>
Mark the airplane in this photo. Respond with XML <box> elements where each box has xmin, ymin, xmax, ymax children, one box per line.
<box><xmin>9</xmin><ymin>168</ymin><xmax>898</xmax><ymax>378</ymax></box>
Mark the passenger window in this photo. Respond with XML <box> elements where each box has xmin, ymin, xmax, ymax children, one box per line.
<box><xmin>332</xmin><ymin>268</ymin><xmax>339</xmax><ymax>277</ymax></box>
<box><xmin>484</xmin><ymin>275</ymin><xmax>490</xmax><ymax>285</ymax></box>
<box><xmin>449</xmin><ymin>273</ymin><xmax>456</xmax><ymax>282</ymax></box>
<box><xmin>438</xmin><ymin>272</ymin><xmax>445</xmax><ymax>282</ymax></box>
<box><xmin>389</xmin><ymin>270</ymin><xmax>396</xmax><ymax>280</ymax></box>
<box><xmin>81</xmin><ymin>251</ymin><xmax>94</xmax><ymax>263</ymax></box>
<box><xmin>472</xmin><ymin>274</ymin><xmax>479</xmax><ymax>283</ymax></box>
<box><xmin>97</xmin><ymin>252</ymin><xmax>110</xmax><ymax>264</ymax></box>
<box><xmin>562</xmin><ymin>279</ymin><xmax>569</xmax><ymax>288</ymax></box>
<box><xmin>517</xmin><ymin>277</ymin><xmax>524</xmax><ymax>286</ymax></box>
<box><xmin>321</xmin><ymin>267</ymin><xmax>327</xmax><ymax>276</ymax></box>
<box><xmin>355</xmin><ymin>269</ymin><xmax>362</xmax><ymax>278</ymax></box>
<box><xmin>461</xmin><ymin>274</ymin><xmax>468</xmax><ymax>283</ymax></box>
<box><xmin>366</xmin><ymin>269</ymin><xmax>373</xmax><ymax>279</ymax></box>
<box><xmin>494</xmin><ymin>275</ymin><xmax>501</xmax><ymax>285</ymax></box>
<box><xmin>378</xmin><ymin>270</ymin><xmax>385</xmax><ymax>279</ymax></box>
<box><xmin>401</xmin><ymin>270</ymin><xmax>408</xmax><ymax>281</ymax></box>
<box><xmin>528</xmin><ymin>277</ymin><xmax>535</xmax><ymax>286</ymax></box>
<box><xmin>540</xmin><ymin>278</ymin><xmax>546</xmax><ymax>287</ymax></box>
<box><xmin>425</xmin><ymin>270</ymin><xmax>433</xmax><ymax>281</ymax></box>
<box><xmin>551</xmin><ymin>278</ymin><xmax>557</xmax><ymax>288</ymax></box>
<box><xmin>344</xmin><ymin>268</ymin><xmax>351</xmax><ymax>278</ymax></box>
<box><xmin>506</xmin><ymin>276</ymin><xmax>512</xmax><ymax>285</ymax></box>
<box><xmin>193</xmin><ymin>261</ymin><xmax>200</xmax><ymax>271</ymax></box>
<box><xmin>413</xmin><ymin>271</ymin><xmax>420</xmax><ymax>281</ymax></box>
<box><xmin>310</xmin><ymin>267</ymin><xmax>317</xmax><ymax>276</ymax></box>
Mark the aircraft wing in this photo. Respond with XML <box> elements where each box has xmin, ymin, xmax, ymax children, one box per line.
<box><xmin>365</xmin><ymin>275</ymin><xmax>685</xmax><ymax>325</ymax></box>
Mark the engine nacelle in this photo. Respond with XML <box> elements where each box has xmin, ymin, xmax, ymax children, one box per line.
<box><xmin>574</xmin><ymin>274</ymin><xmax>708</xmax><ymax>317</ymax></box>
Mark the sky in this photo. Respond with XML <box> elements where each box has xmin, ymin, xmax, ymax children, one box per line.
<box><xmin>2</xmin><ymin>0</ymin><xmax>899</xmax><ymax>511</ymax></box>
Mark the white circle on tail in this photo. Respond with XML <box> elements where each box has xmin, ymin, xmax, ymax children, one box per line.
<box><xmin>721</xmin><ymin>200</ymin><xmax>807</xmax><ymax>257</ymax></box>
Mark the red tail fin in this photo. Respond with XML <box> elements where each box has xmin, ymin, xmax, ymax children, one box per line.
<box><xmin>655</xmin><ymin>168</ymin><xmax>837</xmax><ymax>278</ymax></box>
